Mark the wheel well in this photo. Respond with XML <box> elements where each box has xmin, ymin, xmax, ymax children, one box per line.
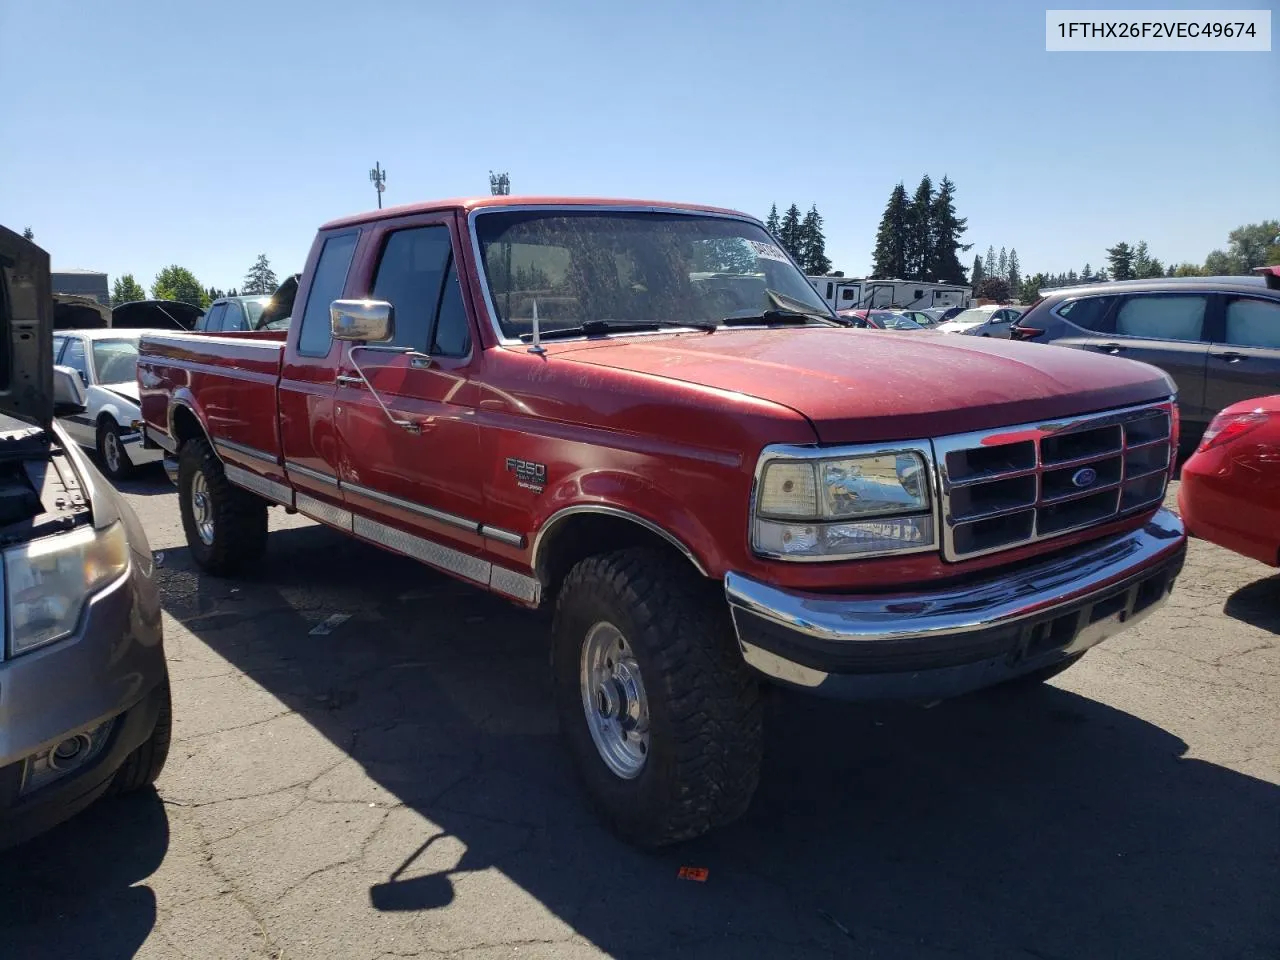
<box><xmin>96</xmin><ymin>411</ymin><xmax>117</xmax><ymax>432</ymax></box>
<box><xmin>171</xmin><ymin>405</ymin><xmax>206</xmax><ymax>449</ymax></box>
<box><xmin>535</xmin><ymin>512</ymin><xmax>706</xmax><ymax>604</ymax></box>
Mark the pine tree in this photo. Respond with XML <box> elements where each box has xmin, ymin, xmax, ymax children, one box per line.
<box><xmin>799</xmin><ymin>205</ymin><xmax>831</xmax><ymax>275</ymax></box>
<box><xmin>1106</xmin><ymin>242</ymin><xmax>1135</xmax><ymax>281</ymax></box>
<box><xmin>778</xmin><ymin>204</ymin><xmax>804</xmax><ymax>261</ymax></box>
<box><xmin>1094</xmin><ymin>268</ymin><xmax>1108</xmax><ymax>282</ymax></box>
<box><xmin>1132</xmin><ymin>241</ymin><xmax>1152</xmax><ymax>278</ymax></box>
<box><xmin>984</xmin><ymin>245</ymin><xmax>997</xmax><ymax>278</ymax></box>
<box><xmin>929</xmin><ymin>176</ymin><xmax>969</xmax><ymax>283</ymax></box>
<box><xmin>871</xmin><ymin>184</ymin><xmax>912</xmax><ymax>280</ymax></box>
<box><xmin>22</xmin><ymin>227</ymin><xmax>34</xmax><ymax>241</ymax></box>
<box><xmin>971</xmin><ymin>254</ymin><xmax>985</xmax><ymax>288</ymax></box>
<box><xmin>243</xmin><ymin>254</ymin><xmax>278</xmax><ymax>295</ymax></box>
<box><xmin>997</xmin><ymin>247</ymin><xmax>1008</xmax><ymax>279</ymax></box>
<box><xmin>765</xmin><ymin>204</ymin><xmax>780</xmax><ymax>238</ymax></box>
<box><xmin>1081</xmin><ymin>262</ymin><xmax>1093</xmax><ymax>282</ymax></box>
<box><xmin>1007</xmin><ymin>248</ymin><xmax>1020</xmax><ymax>291</ymax></box>
<box><xmin>906</xmin><ymin>175</ymin><xmax>934</xmax><ymax>280</ymax></box>
<box><xmin>1066</xmin><ymin>269</ymin><xmax>1078</xmax><ymax>283</ymax></box>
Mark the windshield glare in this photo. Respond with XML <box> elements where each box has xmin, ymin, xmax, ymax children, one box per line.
<box><xmin>92</xmin><ymin>339</ymin><xmax>139</xmax><ymax>384</ymax></box>
<box><xmin>474</xmin><ymin>211</ymin><xmax>833</xmax><ymax>339</ymax></box>
<box><xmin>243</xmin><ymin>297</ymin><xmax>271</xmax><ymax>327</ymax></box>
<box><xmin>948</xmin><ymin>309</ymin><xmax>994</xmax><ymax>325</ymax></box>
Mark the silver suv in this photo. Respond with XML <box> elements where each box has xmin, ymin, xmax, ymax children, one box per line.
<box><xmin>0</xmin><ymin>226</ymin><xmax>170</xmax><ymax>849</ymax></box>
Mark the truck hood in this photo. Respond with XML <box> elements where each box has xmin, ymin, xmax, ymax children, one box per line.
<box><xmin>555</xmin><ymin>328</ymin><xmax>1172</xmax><ymax>443</ymax></box>
<box><xmin>0</xmin><ymin>226</ymin><xmax>55</xmax><ymax>427</ymax></box>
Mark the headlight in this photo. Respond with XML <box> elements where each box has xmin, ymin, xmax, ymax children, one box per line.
<box><xmin>753</xmin><ymin>452</ymin><xmax>935</xmax><ymax>559</ymax></box>
<box><xmin>4</xmin><ymin>522</ymin><xmax>130</xmax><ymax>657</ymax></box>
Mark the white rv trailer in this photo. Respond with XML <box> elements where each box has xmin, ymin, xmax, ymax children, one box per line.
<box><xmin>808</xmin><ymin>276</ymin><xmax>969</xmax><ymax>310</ymax></box>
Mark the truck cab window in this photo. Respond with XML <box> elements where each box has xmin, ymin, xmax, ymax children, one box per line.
<box><xmin>298</xmin><ymin>232</ymin><xmax>358</xmax><ymax>357</ymax></box>
<box><xmin>432</xmin><ymin>258</ymin><xmax>470</xmax><ymax>357</ymax></box>
<box><xmin>372</xmin><ymin>226</ymin><xmax>452</xmax><ymax>352</ymax></box>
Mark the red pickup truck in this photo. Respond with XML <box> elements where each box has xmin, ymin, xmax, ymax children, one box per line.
<box><xmin>137</xmin><ymin>197</ymin><xmax>1187</xmax><ymax>845</ymax></box>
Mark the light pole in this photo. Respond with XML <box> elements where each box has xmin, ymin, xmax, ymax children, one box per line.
<box><xmin>369</xmin><ymin>162</ymin><xmax>387</xmax><ymax>209</ymax></box>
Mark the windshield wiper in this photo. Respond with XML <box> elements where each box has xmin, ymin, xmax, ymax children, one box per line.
<box><xmin>721</xmin><ymin>308</ymin><xmax>831</xmax><ymax>326</ymax></box>
<box><xmin>519</xmin><ymin>319</ymin><xmax>716</xmax><ymax>342</ymax></box>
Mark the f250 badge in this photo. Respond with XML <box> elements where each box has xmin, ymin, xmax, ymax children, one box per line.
<box><xmin>506</xmin><ymin>457</ymin><xmax>547</xmax><ymax>493</ymax></box>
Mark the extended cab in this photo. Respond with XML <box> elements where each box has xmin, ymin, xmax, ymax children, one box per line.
<box><xmin>136</xmin><ymin>197</ymin><xmax>1187</xmax><ymax>846</ymax></box>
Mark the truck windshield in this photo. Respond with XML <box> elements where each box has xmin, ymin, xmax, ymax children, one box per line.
<box><xmin>474</xmin><ymin>210</ymin><xmax>835</xmax><ymax>339</ymax></box>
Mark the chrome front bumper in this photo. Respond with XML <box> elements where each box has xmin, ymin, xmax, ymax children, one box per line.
<box><xmin>725</xmin><ymin>508</ymin><xmax>1186</xmax><ymax>701</ymax></box>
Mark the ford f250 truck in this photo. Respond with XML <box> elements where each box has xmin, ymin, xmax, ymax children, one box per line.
<box><xmin>136</xmin><ymin>197</ymin><xmax>1187</xmax><ymax>846</ymax></box>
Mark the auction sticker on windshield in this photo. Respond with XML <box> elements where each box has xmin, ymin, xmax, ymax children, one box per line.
<box><xmin>747</xmin><ymin>240</ymin><xmax>791</xmax><ymax>263</ymax></box>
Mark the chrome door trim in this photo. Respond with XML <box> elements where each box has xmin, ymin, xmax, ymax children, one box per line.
<box><xmin>286</xmin><ymin>460</ymin><xmax>340</xmax><ymax>488</ymax></box>
<box><xmin>343</xmin><ymin>480</ymin><xmax>479</xmax><ymax>533</ymax></box>
<box><xmin>531</xmin><ymin>505</ymin><xmax>708</xmax><ymax>577</ymax></box>
<box><xmin>214</xmin><ymin>437</ymin><xmax>281</xmax><ymax>466</ymax></box>
<box><xmin>480</xmin><ymin>525</ymin><xmax>526</xmax><ymax>548</ymax></box>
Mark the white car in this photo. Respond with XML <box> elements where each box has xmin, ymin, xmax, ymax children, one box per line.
<box><xmin>935</xmin><ymin>305</ymin><xmax>1024</xmax><ymax>338</ymax></box>
<box><xmin>52</xmin><ymin>329</ymin><xmax>163</xmax><ymax>480</ymax></box>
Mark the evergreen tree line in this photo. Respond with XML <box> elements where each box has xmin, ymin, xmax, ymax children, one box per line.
<box><xmin>108</xmin><ymin>254</ymin><xmax>281</xmax><ymax>309</ymax></box>
<box><xmin>764</xmin><ymin>203</ymin><xmax>832</xmax><ymax>275</ymax></box>
<box><xmin>870</xmin><ymin>175</ymin><xmax>970</xmax><ymax>284</ymax></box>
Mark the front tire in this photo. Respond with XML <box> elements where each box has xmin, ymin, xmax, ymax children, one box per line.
<box><xmin>106</xmin><ymin>676</ymin><xmax>172</xmax><ymax>796</ymax></box>
<box><xmin>178</xmin><ymin>438</ymin><xmax>268</xmax><ymax>576</ymax></box>
<box><xmin>553</xmin><ymin>548</ymin><xmax>763</xmax><ymax>847</ymax></box>
<box><xmin>96</xmin><ymin>418</ymin><xmax>135</xmax><ymax>481</ymax></box>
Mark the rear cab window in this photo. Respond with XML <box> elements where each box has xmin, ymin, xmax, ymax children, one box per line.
<box><xmin>297</xmin><ymin>233</ymin><xmax>359</xmax><ymax>357</ymax></box>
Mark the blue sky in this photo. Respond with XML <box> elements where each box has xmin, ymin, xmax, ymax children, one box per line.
<box><xmin>1</xmin><ymin>0</ymin><xmax>1275</xmax><ymax>291</ymax></box>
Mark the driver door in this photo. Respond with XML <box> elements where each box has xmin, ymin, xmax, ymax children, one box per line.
<box><xmin>335</xmin><ymin>216</ymin><xmax>488</xmax><ymax>570</ymax></box>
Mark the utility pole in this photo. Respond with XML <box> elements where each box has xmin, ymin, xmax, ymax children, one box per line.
<box><xmin>369</xmin><ymin>162</ymin><xmax>387</xmax><ymax>209</ymax></box>
<box><xmin>489</xmin><ymin>171</ymin><xmax>510</xmax><ymax>196</ymax></box>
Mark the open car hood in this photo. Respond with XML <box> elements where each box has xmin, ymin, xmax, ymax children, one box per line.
<box><xmin>111</xmin><ymin>299</ymin><xmax>204</xmax><ymax>330</ymax></box>
<box><xmin>0</xmin><ymin>226</ymin><xmax>55</xmax><ymax>427</ymax></box>
<box><xmin>54</xmin><ymin>293</ymin><xmax>112</xmax><ymax>330</ymax></box>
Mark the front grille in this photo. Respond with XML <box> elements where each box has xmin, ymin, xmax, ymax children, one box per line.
<box><xmin>935</xmin><ymin>402</ymin><xmax>1172</xmax><ymax>561</ymax></box>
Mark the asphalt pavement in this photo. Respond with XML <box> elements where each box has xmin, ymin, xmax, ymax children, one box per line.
<box><xmin>1</xmin><ymin>471</ymin><xmax>1277</xmax><ymax>960</ymax></box>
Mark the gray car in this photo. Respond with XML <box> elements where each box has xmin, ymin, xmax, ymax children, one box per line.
<box><xmin>0</xmin><ymin>226</ymin><xmax>170</xmax><ymax>850</ymax></box>
<box><xmin>1011</xmin><ymin>274</ymin><xmax>1280</xmax><ymax>446</ymax></box>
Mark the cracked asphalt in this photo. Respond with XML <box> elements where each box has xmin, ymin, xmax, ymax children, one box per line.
<box><xmin>1</xmin><ymin>475</ymin><xmax>1277</xmax><ymax>959</ymax></box>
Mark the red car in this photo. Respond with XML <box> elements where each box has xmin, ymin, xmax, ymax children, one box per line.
<box><xmin>1179</xmin><ymin>395</ymin><xmax>1280</xmax><ymax>565</ymax></box>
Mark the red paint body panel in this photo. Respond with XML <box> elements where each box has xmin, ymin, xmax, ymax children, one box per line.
<box><xmin>137</xmin><ymin>200</ymin><xmax>1177</xmax><ymax>606</ymax></box>
<box><xmin>1179</xmin><ymin>395</ymin><xmax>1280</xmax><ymax>566</ymax></box>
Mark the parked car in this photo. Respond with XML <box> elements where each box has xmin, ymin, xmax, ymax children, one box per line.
<box><xmin>935</xmin><ymin>304</ymin><xmax>1024</xmax><ymax>337</ymax></box>
<box><xmin>52</xmin><ymin>329</ymin><xmax>163</xmax><ymax>480</ymax></box>
<box><xmin>193</xmin><ymin>294</ymin><xmax>274</xmax><ymax>333</ymax></box>
<box><xmin>0</xmin><ymin>226</ymin><xmax>170</xmax><ymax>850</ymax></box>
<box><xmin>137</xmin><ymin>197</ymin><xmax>1185</xmax><ymax>847</ymax></box>
<box><xmin>836</xmin><ymin>309</ymin><xmax>926</xmax><ymax>330</ymax></box>
<box><xmin>898</xmin><ymin>309</ymin><xmax>942</xmax><ymax>327</ymax></box>
<box><xmin>1178</xmin><ymin>395</ymin><xmax>1280</xmax><ymax>565</ymax></box>
<box><xmin>1010</xmin><ymin>271</ymin><xmax>1280</xmax><ymax>446</ymax></box>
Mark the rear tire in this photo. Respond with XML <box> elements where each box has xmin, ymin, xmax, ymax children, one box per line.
<box><xmin>178</xmin><ymin>437</ymin><xmax>268</xmax><ymax>576</ymax></box>
<box><xmin>106</xmin><ymin>676</ymin><xmax>172</xmax><ymax>796</ymax></box>
<box><xmin>96</xmin><ymin>418</ymin><xmax>135</xmax><ymax>481</ymax></box>
<box><xmin>552</xmin><ymin>547</ymin><xmax>762</xmax><ymax>847</ymax></box>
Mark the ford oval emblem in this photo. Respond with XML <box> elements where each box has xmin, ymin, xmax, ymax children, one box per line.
<box><xmin>1072</xmin><ymin>467</ymin><xmax>1098</xmax><ymax>488</ymax></box>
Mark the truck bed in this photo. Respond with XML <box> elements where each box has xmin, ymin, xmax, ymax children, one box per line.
<box><xmin>138</xmin><ymin>330</ymin><xmax>287</xmax><ymax>479</ymax></box>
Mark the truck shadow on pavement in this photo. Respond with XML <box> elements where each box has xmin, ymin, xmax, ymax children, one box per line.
<box><xmin>29</xmin><ymin>520</ymin><xmax>1276</xmax><ymax>959</ymax></box>
<box><xmin>0</xmin><ymin>789</ymin><xmax>169</xmax><ymax>960</ymax></box>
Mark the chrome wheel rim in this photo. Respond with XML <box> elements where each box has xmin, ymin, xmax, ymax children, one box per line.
<box><xmin>190</xmin><ymin>471</ymin><xmax>215</xmax><ymax>546</ymax></box>
<box><xmin>580</xmin><ymin>621</ymin><xmax>650</xmax><ymax>779</ymax></box>
<box><xmin>104</xmin><ymin>431</ymin><xmax>122</xmax><ymax>473</ymax></box>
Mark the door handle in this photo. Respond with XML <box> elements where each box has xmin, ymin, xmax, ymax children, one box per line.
<box><xmin>1095</xmin><ymin>342</ymin><xmax>1125</xmax><ymax>354</ymax></box>
<box><xmin>335</xmin><ymin>374</ymin><xmax>364</xmax><ymax>387</ymax></box>
<box><xmin>1214</xmin><ymin>351</ymin><xmax>1248</xmax><ymax>363</ymax></box>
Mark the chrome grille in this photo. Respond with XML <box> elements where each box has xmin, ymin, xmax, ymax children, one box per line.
<box><xmin>935</xmin><ymin>402</ymin><xmax>1173</xmax><ymax>561</ymax></box>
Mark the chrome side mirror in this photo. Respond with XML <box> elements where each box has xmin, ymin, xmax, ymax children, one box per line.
<box><xmin>331</xmin><ymin>300</ymin><xmax>394</xmax><ymax>342</ymax></box>
<box><xmin>53</xmin><ymin>365</ymin><xmax>87</xmax><ymax>414</ymax></box>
